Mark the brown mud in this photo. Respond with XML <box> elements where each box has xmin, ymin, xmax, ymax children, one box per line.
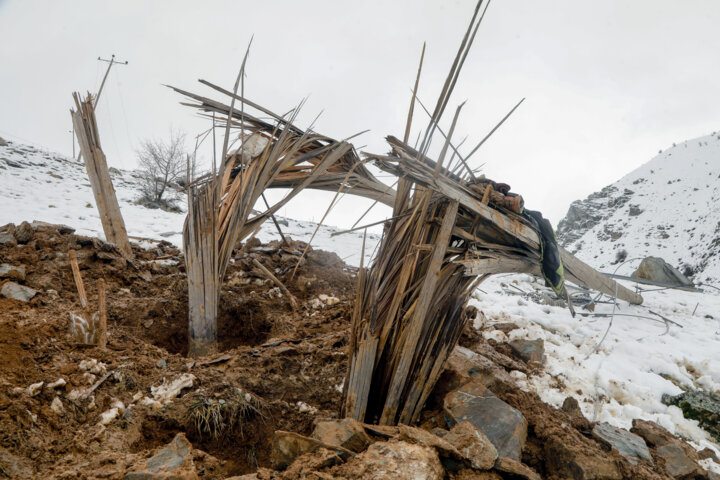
<box><xmin>0</xmin><ymin>222</ymin><xmax>711</xmax><ymax>479</ymax></box>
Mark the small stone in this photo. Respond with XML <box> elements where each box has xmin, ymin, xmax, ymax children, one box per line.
<box><xmin>444</xmin><ymin>421</ymin><xmax>498</xmax><ymax>470</ymax></box>
<box><xmin>0</xmin><ymin>263</ymin><xmax>26</xmax><ymax>281</ymax></box>
<box><xmin>444</xmin><ymin>381</ymin><xmax>527</xmax><ymax>461</ymax></box>
<box><xmin>46</xmin><ymin>378</ymin><xmax>67</xmax><ymax>390</ymax></box>
<box><xmin>27</xmin><ymin>381</ymin><xmax>44</xmax><ymax>397</ymax></box>
<box><xmin>312</xmin><ymin>418</ymin><xmax>372</xmax><ymax>453</ymax></box>
<box><xmin>0</xmin><ymin>232</ymin><xmax>16</xmax><ymax>246</ymax></box>
<box><xmin>50</xmin><ymin>397</ymin><xmax>64</xmax><ymax>414</ymax></box>
<box><xmin>156</xmin><ymin>359</ymin><xmax>167</xmax><ymax>369</ymax></box>
<box><xmin>13</xmin><ymin>221</ymin><xmax>33</xmax><ymax>244</ymax></box>
<box><xmin>1</xmin><ymin>282</ymin><xmax>38</xmax><ymax>302</ymax></box>
<box><xmin>698</xmin><ymin>447</ymin><xmax>719</xmax><ymax>463</ymax></box>
<box><xmin>493</xmin><ymin>322</ymin><xmax>520</xmax><ymax>334</ymax></box>
<box><xmin>509</xmin><ymin>339</ymin><xmax>544</xmax><ymax>364</ymax></box>
<box><xmin>591</xmin><ymin>423</ymin><xmax>652</xmax><ymax>465</ymax></box>
<box><xmin>98</xmin><ymin>408</ymin><xmax>119</xmax><ymax>425</ymax></box>
<box><xmin>562</xmin><ymin>396</ymin><xmax>583</xmax><ymax>416</ymax></box>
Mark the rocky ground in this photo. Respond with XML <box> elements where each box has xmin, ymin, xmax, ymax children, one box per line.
<box><xmin>1</xmin><ymin>221</ymin><xmax>718</xmax><ymax>479</ymax></box>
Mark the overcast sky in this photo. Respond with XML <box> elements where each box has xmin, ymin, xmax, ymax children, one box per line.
<box><xmin>1</xmin><ymin>0</ymin><xmax>718</xmax><ymax>230</ymax></box>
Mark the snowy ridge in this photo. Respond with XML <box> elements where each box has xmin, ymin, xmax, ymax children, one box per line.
<box><xmin>557</xmin><ymin>131</ymin><xmax>720</xmax><ymax>284</ymax></box>
<box><xmin>0</xmin><ymin>140</ymin><xmax>379</xmax><ymax>266</ymax></box>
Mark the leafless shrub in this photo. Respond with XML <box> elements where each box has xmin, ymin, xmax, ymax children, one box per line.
<box><xmin>136</xmin><ymin>129</ymin><xmax>186</xmax><ymax>210</ymax></box>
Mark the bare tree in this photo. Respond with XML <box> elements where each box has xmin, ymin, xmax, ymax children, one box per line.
<box><xmin>136</xmin><ymin>129</ymin><xmax>186</xmax><ymax>208</ymax></box>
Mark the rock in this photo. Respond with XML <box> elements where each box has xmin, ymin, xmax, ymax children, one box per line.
<box><xmin>632</xmin><ymin>256</ymin><xmax>692</xmax><ymax>287</ymax></box>
<box><xmin>444</xmin><ymin>421</ymin><xmax>497</xmax><ymax>470</ymax></box>
<box><xmin>656</xmin><ymin>444</ymin><xmax>704</xmax><ymax>479</ymax></box>
<box><xmin>397</xmin><ymin>424</ymin><xmax>462</xmax><ymax>460</ymax></box>
<box><xmin>493</xmin><ymin>456</ymin><xmax>541</xmax><ymax>480</ymax></box>
<box><xmin>0</xmin><ymin>263</ymin><xmax>26</xmax><ymax>281</ymax></box>
<box><xmin>150</xmin><ymin>373</ymin><xmax>195</xmax><ymax>404</ymax></box>
<box><xmin>125</xmin><ymin>433</ymin><xmax>197</xmax><ymax>480</ymax></box>
<box><xmin>630</xmin><ymin>420</ymin><xmax>704</xmax><ymax>479</ymax></box>
<box><xmin>272</xmin><ymin>430</ymin><xmax>351</xmax><ymax>470</ymax></box>
<box><xmin>698</xmin><ymin>447</ymin><xmax>719</xmax><ymax>463</ymax></box>
<box><xmin>0</xmin><ymin>136</ymin><xmax>6</xmax><ymax>146</ymax></box>
<box><xmin>662</xmin><ymin>391</ymin><xmax>720</xmax><ymax>441</ymax></box>
<box><xmin>312</xmin><ymin>418</ymin><xmax>373</xmax><ymax>453</ymax></box>
<box><xmin>444</xmin><ymin>381</ymin><xmax>527</xmax><ymax>461</ymax></box>
<box><xmin>99</xmin><ymin>408</ymin><xmax>120</xmax><ymax>425</ymax></box>
<box><xmin>544</xmin><ymin>437</ymin><xmax>622</xmax><ymax>480</ymax></box>
<box><xmin>27</xmin><ymin>381</ymin><xmax>44</xmax><ymax>397</ymax></box>
<box><xmin>47</xmin><ymin>378</ymin><xmax>67</xmax><ymax>390</ymax></box>
<box><xmin>591</xmin><ymin>423</ymin><xmax>652</xmax><ymax>465</ymax></box>
<box><xmin>340</xmin><ymin>440</ymin><xmax>444</xmax><ymax>480</ymax></box>
<box><xmin>13</xmin><ymin>221</ymin><xmax>33</xmax><ymax>244</ymax></box>
<box><xmin>0</xmin><ymin>232</ymin><xmax>16</xmax><ymax>246</ymax></box>
<box><xmin>508</xmin><ymin>339</ymin><xmax>544</xmax><ymax>364</ymax></box>
<box><xmin>562</xmin><ymin>396</ymin><xmax>583</xmax><ymax>416</ymax></box>
<box><xmin>51</xmin><ymin>397</ymin><xmax>65</xmax><ymax>414</ymax></box>
<box><xmin>0</xmin><ymin>447</ymin><xmax>33</xmax><ymax>479</ymax></box>
<box><xmin>492</xmin><ymin>322</ymin><xmax>520</xmax><ymax>334</ymax></box>
<box><xmin>1</xmin><ymin>281</ymin><xmax>38</xmax><ymax>302</ymax></box>
<box><xmin>438</xmin><ymin>346</ymin><xmax>518</xmax><ymax>399</ymax></box>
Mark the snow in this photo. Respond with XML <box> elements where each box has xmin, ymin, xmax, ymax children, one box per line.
<box><xmin>2</xmin><ymin>138</ymin><xmax>719</xmax><ymax>464</ymax></box>
<box><xmin>471</xmin><ymin>273</ymin><xmax>720</xmax><ymax>460</ymax></box>
<box><xmin>559</xmin><ymin>131</ymin><xmax>720</xmax><ymax>284</ymax></box>
<box><xmin>0</xmin><ymin>141</ymin><xmax>380</xmax><ymax>266</ymax></box>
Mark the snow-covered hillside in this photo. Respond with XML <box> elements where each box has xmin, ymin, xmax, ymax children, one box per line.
<box><xmin>557</xmin><ymin>132</ymin><xmax>720</xmax><ymax>284</ymax></box>
<box><xmin>0</xmin><ymin>139</ymin><xmax>379</xmax><ymax>266</ymax></box>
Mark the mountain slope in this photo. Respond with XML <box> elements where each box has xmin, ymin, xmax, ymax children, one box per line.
<box><xmin>0</xmin><ymin>139</ymin><xmax>379</xmax><ymax>266</ymax></box>
<box><xmin>557</xmin><ymin>132</ymin><xmax>720</xmax><ymax>284</ymax></box>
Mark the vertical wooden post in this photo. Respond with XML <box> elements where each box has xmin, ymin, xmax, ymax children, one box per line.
<box><xmin>184</xmin><ymin>183</ymin><xmax>218</xmax><ymax>357</ymax></box>
<box><xmin>71</xmin><ymin>92</ymin><xmax>133</xmax><ymax>258</ymax></box>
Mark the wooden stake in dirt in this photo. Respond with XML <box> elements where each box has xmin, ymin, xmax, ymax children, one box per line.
<box><xmin>252</xmin><ymin>258</ymin><xmax>298</xmax><ymax>310</ymax></box>
<box><xmin>70</xmin><ymin>92</ymin><xmax>133</xmax><ymax>258</ymax></box>
<box><xmin>68</xmin><ymin>250</ymin><xmax>109</xmax><ymax>346</ymax></box>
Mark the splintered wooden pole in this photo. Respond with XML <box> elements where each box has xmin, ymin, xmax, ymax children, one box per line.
<box><xmin>380</xmin><ymin>199</ymin><xmax>459</xmax><ymax>425</ymax></box>
<box><xmin>184</xmin><ymin>184</ymin><xmax>219</xmax><ymax>357</ymax></box>
<box><xmin>69</xmin><ymin>250</ymin><xmax>88</xmax><ymax>308</ymax></box>
<box><xmin>71</xmin><ymin>93</ymin><xmax>133</xmax><ymax>258</ymax></box>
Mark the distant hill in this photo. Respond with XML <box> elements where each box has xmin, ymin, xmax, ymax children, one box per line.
<box><xmin>557</xmin><ymin>132</ymin><xmax>720</xmax><ymax>284</ymax></box>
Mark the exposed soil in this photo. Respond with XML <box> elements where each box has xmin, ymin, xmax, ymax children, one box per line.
<box><xmin>0</xmin><ymin>221</ymin><xmax>713</xmax><ymax>479</ymax></box>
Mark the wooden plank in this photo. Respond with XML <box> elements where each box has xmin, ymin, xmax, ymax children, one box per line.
<box><xmin>380</xmin><ymin>199</ymin><xmax>459</xmax><ymax>425</ymax></box>
<box><xmin>68</xmin><ymin>250</ymin><xmax>87</xmax><ymax>308</ymax></box>
<box><xmin>559</xmin><ymin>247</ymin><xmax>643</xmax><ymax>305</ymax></box>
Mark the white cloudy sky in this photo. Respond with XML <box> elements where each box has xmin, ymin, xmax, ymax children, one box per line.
<box><xmin>1</xmin><ymin>0</ymin><xmax>718</xmax><ymax>229</ymax></box>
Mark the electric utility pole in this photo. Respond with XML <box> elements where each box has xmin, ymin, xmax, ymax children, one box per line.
<box><xmin>95</xmin><ymin>54</ymin><xmax>128</xmax><ymax>107</ymax></box>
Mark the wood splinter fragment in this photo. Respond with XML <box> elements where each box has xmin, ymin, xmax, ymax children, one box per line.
<box><xmin>252</xmin><ymin>258</ymin><xmax>298</xmax><ymax>310</ymax></box>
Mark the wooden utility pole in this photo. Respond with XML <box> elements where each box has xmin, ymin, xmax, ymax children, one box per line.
<box><xmin>95</xmin><ymin>54</ymin><xmax>128</xmax><ymax>107</ymax></box>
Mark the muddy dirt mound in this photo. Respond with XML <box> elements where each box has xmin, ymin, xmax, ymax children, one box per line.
<box><xmin>0</xmin><ymin>221</ymin><xmax>715</xmax><ymax>479</ymax></box>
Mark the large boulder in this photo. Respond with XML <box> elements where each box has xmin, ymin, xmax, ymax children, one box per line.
<box><xmin>632</xmin><ymin>257</ymin><xmax>692</xmax><ymax>286</ymax></box>
<box><xmin>444</xmin><ymin>381</ymin><xmax>527</xmax><ymax>461</ymax></box>
<box><xmin>662</xmin><ymin>391</ymin><xmax>720</xmax><ymax>441</ymax></box>
<box><xmin>272</xmin><ymin>430</ymin><xmax>352</xmax><ymax>469</ymax></box>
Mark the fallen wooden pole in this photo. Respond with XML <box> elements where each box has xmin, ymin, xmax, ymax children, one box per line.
<box><xmin>252</xmin><ymin>258</ymin><xmax>298</xmax><ymax>310</ymax></box>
